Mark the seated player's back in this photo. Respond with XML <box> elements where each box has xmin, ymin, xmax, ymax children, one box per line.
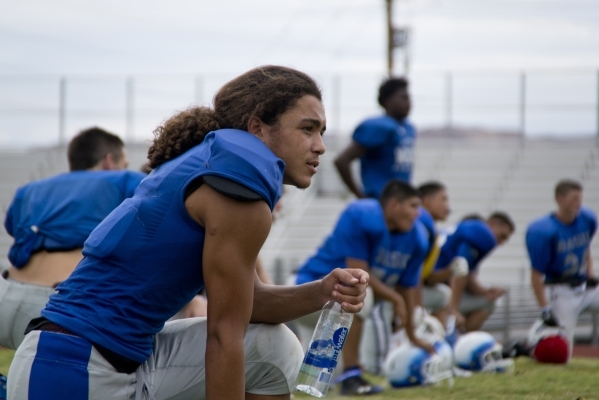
<box><xmin>6</xmin><ymin>170</ymin><xmax>145</xmax><ymax>285</ymax></box>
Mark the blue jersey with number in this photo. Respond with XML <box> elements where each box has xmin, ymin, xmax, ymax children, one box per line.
<box><xmin>4</xmin><ymin>170</ymin><xmax>145</xmax><ymax>268</ymax></box>
<box><xmin>42</xmin><ymin>129</ymin><xmax>284</xmax><ymax>364</ymax></box>
<box><xmin>352</xmin><ymin>115</ymin><xmax>416</xmax><ymax>199</ymax></box>
<box><xmin>434</xmin><ymin>220</ymin><xmax>497</xmax><ymax>273</ymax></box>
<box><xmin>296</xmin><ymin>199</ymin><xmax>429</xmax><ymax>288</ymax></box>
<box><xmin>526</xmin><ymin>207</ymin><xmax>597</xmax><ymax>284</ymax></box>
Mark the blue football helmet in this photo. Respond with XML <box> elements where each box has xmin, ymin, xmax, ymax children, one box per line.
<box><xmin>454</xmin><ymin>331</ymin><xmax>514</xmax><ymax>373</ymax></box>
<box><xmin>385</xmin><ymin>340</ymin><xmax>454</xmax><ymax>388</ymax></box>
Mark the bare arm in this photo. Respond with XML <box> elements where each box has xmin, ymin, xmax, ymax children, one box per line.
<box><xmin>345</xmin><ymin>258</ymin><xmax>406</xmax><ymax>322</ymax></box>
<box><xmin>425</xmin><ymin>268</ymin><xmax>453</xmax><ymax>285</ymax></box>
<box><xmin>187</xmin><ymin>184</ymin><xmax>272</xmax><ymax>400</ymax></box>
<box><xmin>449</xmin><ymin>274</ymin><xmax>468</xmax><ymax>329</ymax></box>
<box><xmin>465</xmin><ymin>272</ymin><xmax>487</xmax><ymax>296</ymax></box>
<box><xmin>465</xmin><ymin>271</ymin><xmax>505</xmax><ymax>301</ymax></box>
<box><xmin>531</xmin><ymin>269</ymin><xmax>548</xmax><ymax>308</ymax></box>
<box><xmin>255</xmin><ymin>257</ymin><xmax>274</xmax><ymax>285</ymax></box>
<box><xmin>251</xmin><ymin>268</ymin><xmax>369</xmax><ymax>323</ymax></box>
<box><xmin>588</xmin><ymin>248</ymin><xmax>594</xmax><ymax>277</ymax></box>
<box><xmin>334</xmin><ymin>141</ymin><xmax>368</xmax><ymax>199</ymax></box>
<box><xmin>397</xmin><ymin>286</ymin><xmax>435</xmax><ymax>353</ymax></box>
<box><xmin>414</xmin><ymin>281</ymin><xmax>424</xmax><ymax>307</ymax></box>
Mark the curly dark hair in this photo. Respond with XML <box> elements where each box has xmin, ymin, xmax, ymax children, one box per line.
<box><xmin>147</xmin><ymin>66</ymin><xmax>322</xmax><ymax>169</ymax></box>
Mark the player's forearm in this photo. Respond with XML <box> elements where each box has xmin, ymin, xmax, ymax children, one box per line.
<box><xmin>466</xmin><ymin>276</ymin><xmax>487</xmax><ymax>296</ymax></box>
<box><xmin>367</xmin><ymin>274</ymin><xmax>404</xmax><ymax>307</ymax></box>
<box><xmin>251</xmin><ymin>280</ymin><xmax>324</xmax><ymax>323</ymax></box>
<box><xmin>449</xmin><ymin>275</ymin><xmax>467</xmax><ymax>312</ymax></box>
<box><xmin>334</xmin><ymin>158</ymin><xmax>363</xmax><ymax>198</ymax></box>
<box><xmin>426</xmin><ymin>268</ymin><xmax>452</xmax><ymax>285</ymax></box>
<box><xmin>397</xmin><ymin>287</ymin><xmax>417</xmax><ymax>341</ymax></box>
<box><xmin>205</xmin><ymin>331</ymin><xmax>245</xmax><ymax>400</ymax></box>
<box><xmin>413</xmin><ymin>283</ymin><xmax>424</xmax><ymax>307</ymax></box>
<box><xmin>531</xmin><ymin>269</ymin><xmax>548</xmax><ymax>308</ymax></box>
<box><xmin>587</xmin><ymin>250</ymin><xmax>594</xmax><ymax>277</ymax></box>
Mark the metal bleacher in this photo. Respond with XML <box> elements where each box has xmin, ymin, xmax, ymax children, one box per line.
<box><xmin>262</xmin><ymin>134</ymin><xmax>599</xmax><ymax>283</ymax></box>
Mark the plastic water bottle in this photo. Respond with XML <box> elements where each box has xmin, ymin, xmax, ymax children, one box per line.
<box><xmin>295</xmin><ymin>301</ymin><xmax>353</xmax><ymax>398</ymax></box>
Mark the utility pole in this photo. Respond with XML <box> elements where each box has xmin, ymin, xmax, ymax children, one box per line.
<box><xmin>385</xmin><ymin>0</ymin><xmax>410</xmax><ymax>77</ymax></box>
<box><xmin>386</xmin><ymin>0</ymin><xmax>394</xmax><ymax>77</ymax></box>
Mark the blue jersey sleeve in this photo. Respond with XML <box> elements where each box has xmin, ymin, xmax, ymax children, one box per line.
<box><xmin>352</xmin><ymin>119</ymin><xmax>392</xmax><ymax>149</ymax></box>
<box><xmin>397</xmin><ymin>232</ymin><xmax>428</xmax><ymax>288</ymax></box>
<box><xmin>526</xmin><ymin>223</ymin><xmax>554</xmax><ymax>274</ymax></box>
<box><xmin>581</xmin><ymin>207</ymin><xmax>597</xmax><ymax>239</ymax></box>
<box><xmin>334</xmin><ymin>207</ymin><xmax>372</xmax><ymax>262</ymax></box>
<box><xmin>4</xmin><ymin>195</ymin><xmax>14</xmax><ymax>236</ymax></box>
<box><xmin>455</xmin><ymin>242</ymin><xmax>478</xmax><ymax>273</ymax></box>
<box><xmin>4</xmin><ymin>186</ymin><xmax>25</xmax><ymax>237</ymax></box>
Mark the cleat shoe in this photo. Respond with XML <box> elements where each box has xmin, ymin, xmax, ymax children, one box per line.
<box><xmin>339</xmin><ymin>375</ymin><xmax>384</xmax><ymax>396</ymax></box>
<box><xmin>501</xmin><ymin>339</ymin><xmax>531</xmax><ymax>359</ymax></box>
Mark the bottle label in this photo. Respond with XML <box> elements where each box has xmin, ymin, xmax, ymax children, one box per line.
<box><xmin>304</xmin><ymin>327</ymin><xmax>349</xmax><ymax>371</ymax></box>
<box><xmin>328</xmin><ymin>327</ymin><xmax>349</xmax><ymax>372</ymax></box>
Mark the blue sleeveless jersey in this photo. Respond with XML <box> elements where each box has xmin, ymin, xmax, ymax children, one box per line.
<box><xmin>296</xmin><ymin>199</ymin><xmax>429</xmax><ymax>288</ymax></box>
<box><xmin>526</xmin><ymin>207</ymin><xmax>597</xmax><ymax>284</ymax></box>
<box><xmin>42</xmin><ymin>129</ymin><xmax>284</xmax><ymax>363</ymax></box>
<box><xmin>352</xmin><ymin>115</ymin><xmax>416</xmax><ymax>199</ymax></box>
<box><xmin>4</xmin><ymin>170</ymin><xmax>145</xmax><ymax>268</ymax></box>
<box><xmin>434</xmin><ymin>220</ymin><xmax>497</xmax><ymax>273</ymax></box>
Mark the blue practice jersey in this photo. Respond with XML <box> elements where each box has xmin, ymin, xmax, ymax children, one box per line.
<box><xmin>42</xmin><ymin>129</ymin><xmax>284</xmax><ymax>364</ymax></box>
<box><xmin>4</xmin><ymin>170</ymin><xmax>145</xmax><ymax>268</ymax></box>
<box><xmin>434</xmin><ymin>220</ymin><xmax>497</xmax><ymax>274</ymax></box>
<box><xmin>296</xmin><ymin>199</ymin><xmax>429</xmax><ymax>289</ymax></box>
<box><xmin>352</xmin><ymin>115</ymin><xmax>416</xmax><ymax>199</ymax></box>
<box><xmin>526</xmin><ymin>207</ymin><xmax>597</xmax><ymax>285</ymax></box>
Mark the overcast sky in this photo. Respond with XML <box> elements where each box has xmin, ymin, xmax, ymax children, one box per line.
<box><xmin>2</xmin><ymin>0</ymin><xmax>598</xmax><ymax>74</ymax></box>
<box><xmin>1</xmin><ymin>0</ymin><xmax>598</xmax><ymax>146</ymax></box>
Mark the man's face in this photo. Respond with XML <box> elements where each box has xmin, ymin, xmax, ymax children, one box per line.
<box><xmin>385</xmin><ymin>87</ymin><xmax>411</xmax><ymax>120</ymax></box>
<box><xmin>388</xmin><ymin>196</ymin><xmax>421</xmax><ymax>232</ymax></box>
<box><xmin>556</xmin><ymin>189</ymin><xmax>582</xmax><ymax>218</ymax></box>
<box><xmin>423</xmin><ymin>189</ymin><xmax>450</xmax><ymax>221</ymax></box>
<box><xmin>491</xmin><ymin>223</ymin><xmax>513</xmax><ymax>246</ymax></box>
<box><xmin>260</xmin><ymin>95</ymin><xmax>326</xmax><ymax>189</ymax></box>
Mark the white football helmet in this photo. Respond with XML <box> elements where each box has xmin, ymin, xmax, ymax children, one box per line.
<box><xmin>454</xmin><ymin>331</ymin><xmax>514</xmax><ymax>373</ymax></box>
<box><xmin>385</xmin><ymin>340</ymin><xmax>454</xmax><ymax>388</ymax></box>
<box><xmin>413</xmin><ymin>306</ymin><xmax>447</xmax><ymax>341</ymax></box>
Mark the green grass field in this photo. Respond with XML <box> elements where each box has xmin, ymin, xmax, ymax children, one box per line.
<box><xmin>1</xmin><ymin>350</ymin><xmax>598</xmax><ymax>399</ymax></box>
<box><xmin>294</xmin><ymin>358</ymin><xmax>599</xmax><ymax>400</ymax></box>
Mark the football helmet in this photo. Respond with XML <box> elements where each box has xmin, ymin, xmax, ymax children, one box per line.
<box><xmin>527</xmin><ymin>319</ymin><xmax>569</xmax><ymax>364</ymax></box>
<box><xmin>385</xmin><ymin>340</ymin><xmax>454</xmax><ymax>388</ymax></box>
<box><xmin>454</xmin><ymin>331</ymin><xmax>514</xmax><ymax>373</ymax></box>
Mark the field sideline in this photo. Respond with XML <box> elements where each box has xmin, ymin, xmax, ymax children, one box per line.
<box><xmin>1</xmin><ymin>350</ymin><xmax>598</xmax><ymax>399</ymax></box>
